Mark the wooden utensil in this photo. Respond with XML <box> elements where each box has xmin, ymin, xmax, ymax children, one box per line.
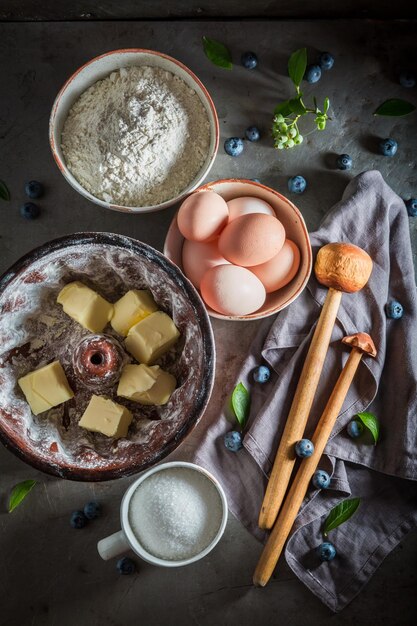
<box><xmin>258</xmin><ymin>243</ymin><xmax>373</xmax><ymax>530</ymax></box>
<box><xmin>253</xmin><ymin>332</ymin><xmax>377</xmax><ymax>587</ymax></box>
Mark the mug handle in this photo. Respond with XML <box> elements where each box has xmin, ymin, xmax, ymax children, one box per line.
<box><xmin>97</xmin><ymin>530</ymin><xmax>130</xmax><ymax>560</ymax></box>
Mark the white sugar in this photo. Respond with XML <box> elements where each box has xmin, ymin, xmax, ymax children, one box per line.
<box><xmin>128</xmin><ymin>467</ymin><xmax>223</xmax><ymax>561</ymax></box>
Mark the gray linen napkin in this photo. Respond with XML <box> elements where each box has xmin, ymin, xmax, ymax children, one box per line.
<box><xmin>193</xmin><ymin>170</ymin><xmax>417</xmax><ymax>612</ymax></box>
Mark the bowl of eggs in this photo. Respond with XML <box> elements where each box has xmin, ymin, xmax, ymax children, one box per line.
<box><xmin>163</xmin><ymin>179</ymin><xmax>312</xmax><ymax>320</ymax></box>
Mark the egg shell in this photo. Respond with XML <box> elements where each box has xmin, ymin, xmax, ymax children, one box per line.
<box><xmin>218</xmin><ymin>213</ymin><xmax>286</xmax><ymax>267</ymax></box>
<box><xmin>177</xmin><ymin>191</ymin><xmax>229</xmax><ymax>242</ymax></box>
<box><xmin>250</xmin><ymin>239</ymin><xmax>301</xmax><ymax>293</ymax></box>
<box><xmin>182</xmin><ymin>238</ymin><xmax>230</xmax><ymax>289</ymax></box>
<box><xmin>200</xmin><ymin>264</ymin><xmax>266</xmax><ymax>316</ymax></box>
<box><xmin>227</xmin><ymin>196</ymin><xmax>276</xmax><ymax>221</ymax></box>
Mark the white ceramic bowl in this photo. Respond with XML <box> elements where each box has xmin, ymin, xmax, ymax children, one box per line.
<box><xmin>164</xmin><ymin>179</ymin><xmax>313</xmax><ymax>321</ymax></box>
<box><xmin>49</xmin><ymin>49</ymin><xmax>219</xmax><ymax>214</ymax></box>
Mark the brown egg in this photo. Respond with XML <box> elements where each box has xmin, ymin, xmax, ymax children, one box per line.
<box><xmin>177</xmin><ymin>191</ymin><xmax>229</xmax><ymax>242</ymax></box>
<box><xmin>181</xmin><ymin>238</ymin><xmax>229</xmax><ymax>289</ymax></box>
<box><xmin>250</xmin><ymin>239</ymin><xmax>301</xmax><ymax>293</ymax></box>
<box><xmin>218</xmin><ymin>213</ymin><xmax>285</xmax><ymax>267</ymax></box>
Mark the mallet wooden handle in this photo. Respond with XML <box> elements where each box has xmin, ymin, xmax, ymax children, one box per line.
<box><xmin>254</xmin><ymin>346</ymin><xmax>364</xmax><ymax>587</ymax></box>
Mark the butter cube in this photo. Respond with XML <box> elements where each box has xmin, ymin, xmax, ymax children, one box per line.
<box><xmin>117</xmin><ymin>364</ymin><xmax>176</xmax><ymax>405</ymax></box>
<box><xmin>57</xmin><ymin>281</ymin><xmax>113</xmax><ymax>333</ymax></box>
<box><xmin>78</xmin><ymin>395</ymin><xmax>133</xmax><ymax>438</ymax></box>
<box><xmin>125</xmin><ymin>311</ymin><xmax>180</xmax><ymax>364</ymax></box>
<box><xmin>111</xmin><ymin>289</ymin><xmax>158</xmax><ymax>336</ymax></box>
<box><xmin>18</xmin><ymin>360</ymin><xmax>74</xmax><ymax>415</ymax></box>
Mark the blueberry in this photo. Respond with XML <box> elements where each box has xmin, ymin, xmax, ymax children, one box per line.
<box><xmin>83</xmin><ymin>501</ymin><xmax>101</xmax><ymax>520</ymax></box>
<box><xmin>336</xmin><ymin>154</ymin><xmax>352</xmax><ymax>170</ymax></box>
<box><xmin>251</xmin><ymin>178</ymin><xmax>261</xmax><ymax>183</ymax></box>
<box><xmin>347</xmin><ymin>419</ymin><xmax>364</xmax><ymax>438</ymax></box>
<box><xmin>224</xmin><ymin>430</ymin><xmax>243</xmax><ymax>452</ymax></box>
<box><xmin>288</xmin><ymin>175</ymin><xmax>307</xmax><ymax>194</ymax></box>
<box><xmin>318</xmin><ymin>52</ymin><xmax>334</xmax><ymax>71</ymax></box>
<box><xmin>405</xmin><ymin>198</ymin><xmax>417</xmax><ymax>217</ymax></box>
<box><xmin>253</xmin><ymin>365</ymin><xmax>271</xmax><ymax>383</ymax></box>
<box><xmin>241</xmin><ymin>51</ymin><xmax>258</xmax><ymax>70</ymax></box>
<box><xmin>295</xmin><ymin>439</ymin><xmax>314</xmax><ymax>458</ymax></box>
<box><xmin>399</xmin><ymin>72</ymin><xmax>416</xmax><ymax>88</ymax></box>
<box><xmin>317</xmin><ymin>542</ymin><xmax>337</xmax><ymax>562</ymax></box>
<box><xmin>25</xmin><ymin>180</ymin><xmax>44</xmax><ymax>199</ymax></box>
<box><xmin>116</xmin><ymin>556</ymin><xmax>136</xmax><ymax>575</ymax></box>
<box><xmin>245</xmin><ymin>126</ymin><xmax>261</xmax><ymax>142</ymax></box>
<box><xmin>305</xmin><ymin>64</ymin><xmax>321</xmax><ymax>83</ymax></box>
<box><xmin>385</xmin><ymin>299</ymin><xmax>403</xmax><ymax>319</ymax></box>
<box><xmin>224</xmin><ymin>137</ymin><xmax>244</xmax><ymax>157</ymax></box>
<box><xmin>20</xmin><ymin>202</ymin><xmax>40</xmax><ymax>219</ymax></box>
<box><xmin>70</xmin><ymin>510</ymin><xmax>88</xmax><ymax>529</ymax></box>
<box><xmin>379</xmin><ymin>138</ymin><xmax>398</xmax><ymax>157</ymax></box>
<box><xmin>312</xmin><ymin>469</ymin><xmax>331</xmax><ymax>489</ymax></box>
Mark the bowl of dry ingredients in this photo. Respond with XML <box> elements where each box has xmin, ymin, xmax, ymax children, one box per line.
<box><xmin>49</xmin><ymin>49</ymin><xmax>219</xmax><ymax>213</ymax></box>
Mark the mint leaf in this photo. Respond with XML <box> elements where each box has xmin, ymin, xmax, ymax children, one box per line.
<box><xmin>274</xmin><ymin>100</ymin><xmax>292</xmax><ymax>117</ymax></box>
<box><xmin>374</xmin><ymin>99</ymin><xmax>416</xmax><ymax>116</ymax></box>
<box><xmin>202</xmin><ymin>36</ymin><xmax>233</xmax><ymax>70</ymax></box>
<box><xmin>231</xmin><ymin>382</ymin><xmax>250</xmax><ymax>429</ymax></box>
<box><xmin>356</xmin><ymin>411</ymin><xmax>379</xmax><ymax>444</ymax></box>
<box><xmin>0</xmin><ymin>180</ymin><xmax>10</xmax><ymax>201</ymax></box>
<box><xmin>323</xmin><ymin>497</ymin><xmax>360</xmax><ymax>535</ymax></box>
<box><xmin>289</xmin><ymin>96</ymin><xmax>307</xmax><ymax>115</ymax></box>
<box><xmin>288</xmin><ymin>48</ymin><xmax>307</xmax><ymax>87</ymax></box>
<box><xmin>8</xmin><ymin>479</ymin><xmax>37</xmax><ymax>512</ymax></box>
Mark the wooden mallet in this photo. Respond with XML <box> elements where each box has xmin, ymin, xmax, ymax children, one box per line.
<box><xmin>258</xmin><ymin>243</ymin><xmax>373</xmax><ymax>530</ymax></box>
<box><xmin>254</xmin><ymin>332</ymin><xmax>377</xmax><ymax>587</ymax></box>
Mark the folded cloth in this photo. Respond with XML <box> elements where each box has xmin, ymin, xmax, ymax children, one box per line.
<box><xmin>193</xmin><ymin>170</ymin><xmax>417</xmax><ymax>612</ymax></box>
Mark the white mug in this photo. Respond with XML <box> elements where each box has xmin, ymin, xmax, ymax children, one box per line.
<box><xmin>97</xmin><ymin>461</ymin><xmax>228</xmax><ymax>567</ymax></box>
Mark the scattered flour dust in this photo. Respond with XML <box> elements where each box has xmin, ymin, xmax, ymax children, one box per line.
<box><xmin>61</xmin><ymin>65</ymin><xmax>211</xmax><ymax>207</ymax></box>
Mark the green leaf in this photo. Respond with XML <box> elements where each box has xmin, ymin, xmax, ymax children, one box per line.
<box><xmin>374</xmin><ymin>99</ymin><xmax>416</xmax><ymax>117</ymax></box>
<box><xmin>289</xmin><ymin>96</ymin><xmax>307</xmax><ymax>115</ymax></box>
<box><xmin>288</xmin><ymin>48</ymin><xmax>307</xmax><ymax>87</ymax></box>
<box><xmin>0</xmin><ymin>180</ymin><xmax>10</xmax><ymax>201</ymax></box>
<box><xmin>323</xmin><ymin>97</ymin><xmax>330</xmax><ymax>114</ymax></box>
<box><xmin>323</xmin><ymin>497</ymin><xmax>361</xmax><ymax>535</ymax></box>
<box><xmin>274</xmin><ymin>100</ymin><xmax>292</xmax><ymax>117</ymax></box>
<box><xmin>8</xmin><ymin>479</ymin><xmax>37</xmax><ymax>512</ymax></box>
<box><xmin>202</xmin><ymin>36</ymin><xmax>233</xmax><ymax>70</ymax></box>
<box><xmin>356</xmin><ymin>411</ymin><xmax>379</xmax><ymax>444</ymax></box>
<box><xmin>231</xmin><ymin>382</ymin><xmax>250</xmax><ymax>429</ymax></box>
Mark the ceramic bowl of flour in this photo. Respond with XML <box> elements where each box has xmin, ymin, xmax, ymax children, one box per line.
<box><xmin>49</xmin><ymin>49</ymin><xmax>219</xmax><ymax>214</ymax></box>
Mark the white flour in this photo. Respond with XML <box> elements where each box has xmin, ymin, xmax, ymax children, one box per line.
<box><xmin>61</xmin><ymin>66</ymin><xmax>211</xmax><ymax>207</ymax></box>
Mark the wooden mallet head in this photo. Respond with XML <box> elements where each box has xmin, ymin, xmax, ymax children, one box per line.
<box><xmin>342</xmin><ymin>332</ymin><xmax>377</xmax><ymax>357</ymax></box>
<box><xmin>314</xmin><ymin>243</ymin><xmax>373</xmax><ymax>293</ymax></box>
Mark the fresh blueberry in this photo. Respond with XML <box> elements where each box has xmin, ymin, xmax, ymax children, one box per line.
<box><xmin>25</xmin><ymin>180</ymin><xmax>44</xmax><ymax>199</ymax></box>
<box><xmin>224</xmin><ymin>137</ymin><xmax>244</xmax><ymax>157</ymax></box>
<box><xmin>385</xmin><ymin>299</ymin><xmax>403</xmax><ymax>319</ymax></box>
<box><xmin>379</xmin><ymin>138</ymin><xmax>398</xmax><ymax>157</ymax></box>
<box><xmin>251</xmin><ymin>178</ymin><xmax>261</xmax><ymax>183</ymax></box>
<box><xmin>317</xmin><ymin>542</ymin><xmax>337</xmax><ymax>562</ymax></box>
<box><xmin>116</xmin><ymin>556</ymin><xmax>136</xmax><ymax>575</ymax></box>
<box><xmin>295</xmin><ymin>439</ymin><xmax>314</xmax><ymax>458</ymax></box>
<box><xmin>70</xmin><ymin>510</ymin><xmax>88</xmax><ymax>529</ymax></box>
<box><xmin>245</xmin><ymin>126</ymin><xmax>261</xmax><ymax>142</ymax></box>
<box><xmin>20</xmin><ymin>202</ymin><xmax>40</xmax><ymax>219</ymax></box>
<box><xmin>405</xmin><ymin>198</ymin><xmax>417</xmax><ymax>217</ymax></box>
<box><xmin>318</xmin><ymin>52</ymin><xmax>334</xmax><ymax>71</ymax></box>
<box><xmin>253</xmin><ymin>365</ymin><xmax>271</xmax><ymax>383</ymax></box>
<box><xmin>241</xmin><ymin>51</ymin><xmax>258</xmax><ymax>69</ymax></box>
<box><xmin>224</xmin><ymin>430</ymin><xmax>243</xmax><ymax>452</ymax></box>
<box><xmin>288</xmin><ymin>175</ymin><xmax>307</xmax><ymax>194</ymax></box>
<box><xmin>399</xmin><ymin>72</ymin><xmax>416</xmax><ymax>88</ymax></box>
<box><xmin>305</xmin><ymin>64</ymin><xmax>322</xmax><ymax>83</ymax></box>
<box><xmin>312</xmin><ymin>469</ymin><xmax>331</xmax><ymax>489</ymax></box>
<box><xmin>347</xmin><ymin>419</ymin><xmax>364</xmax><ymax>438</ymax></box>
<box><xmin>336</xmin><ymin>154</ymin><xmax>352</xmax><ymax>170</ymax></box>
<box><xmin>83</xmin><ymin>501</ymin><xmax>101</xmax><ymax>520</ymax></box>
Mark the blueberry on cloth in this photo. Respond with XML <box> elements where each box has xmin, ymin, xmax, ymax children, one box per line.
<box><xmin>241</xmin><ymin>51</ymin><xmax>258</xmax><ymax>69</ymax></box>
<box><xmin>336</xmin><ymin>154</ymin><xmax>352</xmax><ymax>170</ymax></box>
<box><xmin>253</xmin><ymin>365</ymin><xmax>271</xmax><ymax>383</ymax></box>
<box><xmin>224</xmin><ymin>137</ymin><xmax>244</xmax><ymax>157</ymax></box>
<box><xmin>224</xmin><ymin>430</ymin><xmax>243</xmax><ymax>452</ymax></box>
<box><xmin>70</xmin><ymin>511</ymin><xmax>87</xmax><ymax>529</ymax></box>
<box><xmin>379</xmin><ymin>138</ymin><xmax>398</xmax><ymax>157</ymax></box>
<box><xmin>312</xmin><ymin>469</ymin><xmax>331</xmax><ymax>489</ymax></box>
<box><xmin>318</xmin><ymin>52</ymin><xmax>334</xmax><ymax>70</ymax></box>
<box><xmin>116</xmin><ymin>557</ymin><xmax>136</xmax><ymax>575</ymax></box>
<box><xmin>245</xmin><ymin>126</ymin><xmax>261</xmax><ymax>142</ymax></box>
<box><xmin>25</xmin><ymin>180</ymin><xmax>44</xmax><ymax>199</ymax></box>
<box><xmin>20</xmin><ymin>202</ymin><xmax>40</xmax><ymax>219</ymax></box>
<box><xmin>288</xmin><ymin>175</ymin><xmax>307</xmax><ymax>194</ymax></box>
<box><xmin>317</xmin><ymin>542</ymin><xmax>337</xmax><ymax>561</ymax></box>
<box><xmin>295</xmin><ymin>439</ymin><xmax>314</xmax><ymax>458</ymax></box>
<box><xmin>385</xmin><ymin>300</ymin><xmax>403</xmax><ymax>319</ymax></box>
<box><xmin>305</xmin><ymin>64</ymin><xmax>321</xmax><ymax>83</ymax></box>
<box><xmin>399</xmin><ymin>72</ymin><xmax>416</xmax><ymax>88</ymax></box>
<box><xmin>405</xmin><ymin>198</ymin><xmax>417</xmax><ymax>217</ymax></box>
<box><xmin>83</xmin><ymin>501</ymin><xmax>101</xmax><ymax>520</ymax></box>
<box><xmin>347</xmin><ymin>419</ymin><xmax>364</xmax><ymax>438</ymax></box>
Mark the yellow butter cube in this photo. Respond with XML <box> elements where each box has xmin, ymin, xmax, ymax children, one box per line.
<box><xmin>78</xmin><ymin>395</ymin><xmax>133</xmax><ymax>438</ymax></box>
<box><xmin>117</xmin><ymin>364</ymin><xmax>176</xmax><ymax>405</ymax></box>
<box><xmin>57</xmin><ymin>281</ymin><xmax>113</xmax><ymax>333</ymax></box>
<box><xmin>111</xmin><ymin>289</ymin><xmax>158</xmax><ymax>336</ymax></box>
<box><xmin>18</xmin><ymin>360</ymin><xmax>74</xmax><ymax>415</ymax></box>
<box><xmin>125</xmin><ymin>311</ymin><xmax>180</xmax><ymax>365</ymax></box>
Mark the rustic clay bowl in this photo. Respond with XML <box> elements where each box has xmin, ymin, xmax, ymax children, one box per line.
<box><xmin>0</xmin><ymin>233</ymin><xmax>215</xmax><ymax>481</ymax></box>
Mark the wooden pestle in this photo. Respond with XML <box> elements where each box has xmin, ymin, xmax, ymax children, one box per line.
<box><xmin>254</xmin><ymin>333</ymin><xmax>377</xmax><ymax>587</ymax></box>
<box><xmin>258</xmin><ymin>243</ymin><xmax>373</xmax><ymax>530</ymax></box>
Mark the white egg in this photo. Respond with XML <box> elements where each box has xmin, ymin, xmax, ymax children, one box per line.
<box><xmin>200</xmin><ymin>264</ymin><xmax>266</xmax><ymax>316</ymax></box>
<box><xmin>227</xmin><ymin>196</ymin><xmax>276</xmax><ymax>221</ymax></box>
